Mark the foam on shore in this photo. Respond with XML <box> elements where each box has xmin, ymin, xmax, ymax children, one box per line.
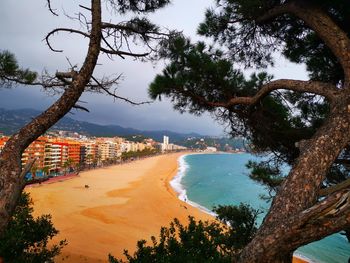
<box><xmin>170</xmin><ymin>154</ymin><xmax>217</xmax><ymax>217</ymax></box>
<box><xmin>169</xmin><ymin>154</ymin><xmax>188</xmax><ymax>202</ymax></box>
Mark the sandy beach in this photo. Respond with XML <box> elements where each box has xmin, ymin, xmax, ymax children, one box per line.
<box><xmin>26</xmin><ymin>152</ymin><xmax>308</xmax><ymax>263</ymax></box>
<box><xmin>26</xmin><ymin>153</ymin><xmax>213</xmax><ymax>262</ymax></box>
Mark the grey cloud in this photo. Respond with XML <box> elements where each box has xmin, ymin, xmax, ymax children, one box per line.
<box><xmin>0</xmin><ymin>0</ymin><xmax>307</xmax><ymax>136</ymax></box>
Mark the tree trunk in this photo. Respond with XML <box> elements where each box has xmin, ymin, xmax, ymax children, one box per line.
<box><xmin>236</xmin><ymin>2</ymin><xmax>350</xmax><ymax>262</ymax></box>
<box><xmin>0</xmin><ymin>0</ymin><xmax>101</xmax><ymax>235</ymax></box>
<box><xmin>238</xmin><ymin>95</ymin><xmax>350</xmax><ymax>262</ymax></box>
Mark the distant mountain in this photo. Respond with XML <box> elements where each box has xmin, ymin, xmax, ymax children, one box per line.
<box><xmin>0</xmin><ymin>108</ymin><xmax>204</xmax><ymax>142</ymax></box>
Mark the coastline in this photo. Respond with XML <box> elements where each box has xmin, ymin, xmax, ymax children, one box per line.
<box><xmin>174</xmin><ymin>153</ymin><xmax>310</xmax><ymax>263</ymax></box>
<box><xmin>26</xmin><ymin>151</ymin><xmax>310</xmax><ymax>263</ymax></box>
<box><xmin>26</xmin><ymin>152</ymin><xmax>213</xmax><ymax>262</ymax></box>
<box><xmin>170</xmin><ymin>153</ymin><xmax>218</xmax><ymax>217</ymax></box>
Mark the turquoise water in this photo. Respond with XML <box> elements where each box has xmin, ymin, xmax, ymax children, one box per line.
<box><xmin>178</xmin><ymin>153</ymin><xmax>350</xmax><ymax>263</ymax></box>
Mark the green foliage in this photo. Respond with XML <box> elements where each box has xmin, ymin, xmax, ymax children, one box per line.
<box><xmin>197</xmin><ymin>0</ymin><xmax>349</xmax><ymax>84</ymax></box>
<box><xmin>192</xmin><ymin>0</ymin><xmax>348</xmax><ymax>166</ymax></box>
<box><xmin>0</xmin><ymin>50</ymin><xmax>37</xmax><ymax>88</ymax></box>
<box><xmin>148</xmin><ymin>0</ymin><xmax>350</xmax><ymax>248</ymax></box>
<box><xmin>197</xmin><ymin>0</ymin><xmax>279</xmax><ymax>68</ymax></box>
<box><xmin>175</xmin><ymin>137</ymin><xmax>245</xmax><ymax>151</ymax></box>
<box><xmin>246</xmin><ymin>161</ymin><xmax>284</xmax><ymax>199</ymax></box>
<box><xmin>109</xmin><ymin>0</ymin><xmax>171</xmax><ymax>14</ymax></box>
<box><xmin>110</xmin><ymin>217</ymin><xmax>231</xmax><ymax>263</ymax></box>
<box><xmin>150</xmin><ymin>37</ymin><xmax>272</xmax><ymax>115</ymax></box>
<box><xmin>110</xmin><ymin>204</ymin><xmax>259</xmax><ymax>263</ymax></box>
<box><xmin>41</xmin><ymin>166</ymin><xmax>50</xmax><ymax>176</ymax></box>
<box><xmin>150</xmin><ymin>37</ymin><xmax>315</xmax><ymax>163</ymax></box>
<box><xmin>0</xmin><ymin>51</ymin><xmax>17</xmax><ymax>75</ymax></box>
<box><xmin>324</xmin><ymin>164</ymin><xmax>350</xmax><ymax>185</ymax></box>
<box><xmin>30</xmin><ymin>164</ymin><xmax>39</xmax><ymax>179</ymax></box>
<box><xmin>149</xmin><ymin>0</ymin><xmax>349</xmax><ymax>180</ymax></box>
<box><xmin>121</xmin><ymin>148</ymin><xmax>160</xmax><ymax>160</ymax></box>
<box><xmin>0</xmin><ymin>192</ymin><xmax>66</xmax><ymax>263</ymax></box>
<box><xmin>123</xmin><ymin>135</ymin><xmax>149</xmax><ymax>143</ymax></box>
<box><xmin>213</xmin><ymin>203</ymin><xmax>260</xmax><ymax>250</ymax></box>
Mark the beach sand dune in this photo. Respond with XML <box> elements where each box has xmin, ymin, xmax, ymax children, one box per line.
<box><xmin>27</xmin><ymin>153</ymin><xmax>213</xmax><ymax>262</ymax></box>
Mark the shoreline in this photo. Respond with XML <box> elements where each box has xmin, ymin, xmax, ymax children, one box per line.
<box><xmin>170</xmin><ymin>153</ymin><xmax>218</xmax><ymax>217</ymax></box>
<box><xmin>26</xmin><ymin>151</ymin><xmax>309</xmax><ymax>263</ymax></box>
<box><xmin>173</xmin><ymin>152</ymin><xmax>310</xmax><ymax>263</ymax></box>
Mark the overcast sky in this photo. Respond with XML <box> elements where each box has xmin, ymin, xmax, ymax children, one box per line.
<box><xmin>0</xmin><ymin>0</ymin><xmax>308</xmax><ymax>136</ymax></box>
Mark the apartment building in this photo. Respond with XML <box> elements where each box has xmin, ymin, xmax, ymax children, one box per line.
<box><xmin>67</xmin><ymin>140</ymin><xmax>81</xmax><ymax>165</ymax></box>
<box><xmin>80</xmin><ymin>141</ymin><xmax>98</xmax><ymax>165</ymax></box>
<box><xmin>0</xmin><ymin>131</ymin><xmax>185</xmax><ymax>175</ymax></box>
<box><xmin>95</xmin><ymin>138</ymin><xmax>120</xmax><ymax>163</ymax></box>
<box><xmin>44</xmin><ymin>140</ymin><xmax>64</xmax><ymax>173</ymax></box>
<box><xmin>21</xmin><ymin>136</ymin><xmax>48</xmax><ymax>168</ymax></box>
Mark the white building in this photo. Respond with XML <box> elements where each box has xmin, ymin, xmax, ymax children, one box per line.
<box><xmin>163</xmin><ymin>136</ymin><xmax>169</xmax><ymax>145</ymax></box>
<box><xmin>206</xmin><ymin>147</ymin><xmax>217</xmax><ymax>152</ymax></box>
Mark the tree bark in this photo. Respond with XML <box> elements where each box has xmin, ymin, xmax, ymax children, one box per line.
<box><xmin>238</xmin><ymin>93</ymin><xmax>350</xmax><ymax>262</ymax></box>
<box><xmin>0</xmin><ymin>0</ymin><xmax>101</xmax><ymax>235</ymax></box>
<box><xmin>238</xmin><ymin>189</ymin><xmax>350</xmax><ymax>262</ymax></box>
<box><xmin>235</xmin><ymin>2</ymin><xmax>350</xmax><ymax>262</ymax></box>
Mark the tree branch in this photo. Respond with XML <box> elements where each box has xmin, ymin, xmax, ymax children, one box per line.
<box><xmin>225</xmin><ymin>79</ymin><xmax>338</xmax><ymax>106</ymax></box>
<box><xmin>19</xmin><ymin>158</ymin><xmax>37</xmax><ymax>186</ymax></box>
<box><xmin>91</xmin><ymin>76</ymin><xmax>152</xmax><ymax>105</ymax></box>
<box><xmin>291</xmin><ymin>189</ymin><xmax>350</xmax><ymax>247</ymax></box>
<box><xmin>100</xmin><ymin>47</ymin><xmax>149</xmax><ymax>58</ymax></box>
<box><xmin>46</xmin><ymin>0</ymin><xmax>59</xmax><ymax>16</ymax></box>
<box><xmin>319</xmin><ymin>178</ymin><xmax>350</xmax><ymax>197</ymax></box>
<box><xmin>101</xmin><ymin>22</ymin><xmax>170</xmax><ymax>37</ymax></box>
<box><xmin>242</xmin><ymin>189</ymin><xmax>350</xmax><ymax>259</ymax></box>
<box><xmin>45</xmin><ymin>28</ymin><xmax>90</xmax><ymax>52</ymax></box>
<box><xmin>1</xmin><ymin>75</ymin><xmax>66</xmax><ymax>88</ymax></box>
<box><xmin>72</xmin><ymin>104</ymin><xmax>90</xmax><ymax>112</ymax></box>
<box><xmin>79</xmin><ymin>4</ymin><xmax>92</xmax><ymax>12</ymax></box>
<box><xmin>0</xmin><ymin>0</ymin><xmax>102</xmax><ymax>235</ymax></box>
<box><xmin>101</xmin><ymin>36</ymin><xmax>125</xmax><ymax>59</ymax></box>
<box><xmin>256</xmin><ymin>1</ymin><xmax>350</xmax><ymax>85</ymax></box>
<box><xmin>176</xmin><ymin>79</ymin><xmax>339</xmax><ymax>109</ymax></box>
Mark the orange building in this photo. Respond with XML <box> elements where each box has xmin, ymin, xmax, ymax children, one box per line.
<box><xmin>0</xmin><ymin>136</ymin><xmax>82</xmax><ymax>174</ymax></box>
<box><xmin>1</xmin><ymin>136</ymin><xmax>48</xmax><ymax>172</ymax></box>
<box><xmin>47</xmin><ymin>139</ymin><xmax>81</xmax><ymax>172</ymax></box>
<box><xmin>1</xmin><ymin>136</ymin><xmax>48</xmax><ymax>169</ymax></box>
<box><xmin>67</xmin><ymin>140</ymin><xmax>81</xmax><ymax>165</ymax></box>
<box><xmin>21</xmin><ymin>137</ymin><xmax>48</xmax><ymax>169</ymax></box>
<box><xmin>0</xmin><ymin>136</ymin><xmax>9</xmax><ymax>153</ymax></box>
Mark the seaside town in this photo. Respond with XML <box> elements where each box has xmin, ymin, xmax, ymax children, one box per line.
<box><xmin>2</xmin><ymin>1</ymin><xmax>350</xmax><ymax>262</ymax></box>
<box><xmin>0</xmin><ymin>131</ymin><xmax>186</xmax><ymax>179</ymax></box>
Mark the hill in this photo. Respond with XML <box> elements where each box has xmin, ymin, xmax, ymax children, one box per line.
<box><xmin>0</xmin><ymin>108</ymin><xmax>246</xmax><ymax>149</ymax></box>
<box><xmin>0</xmin><ymin>108</ymin><xmax>203</xmax><ymax>142</ymax></box>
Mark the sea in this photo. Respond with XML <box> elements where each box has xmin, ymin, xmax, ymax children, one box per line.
<box><xmin>171</xmin><ymin>153</ymin><xmax>350</xmax><ymax>263</ymax></box>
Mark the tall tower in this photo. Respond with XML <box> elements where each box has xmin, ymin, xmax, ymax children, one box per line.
<box><xmin>163</xmin><ymin>135</ymin><xmax>169</xmax><ymax>145</ymax></box>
